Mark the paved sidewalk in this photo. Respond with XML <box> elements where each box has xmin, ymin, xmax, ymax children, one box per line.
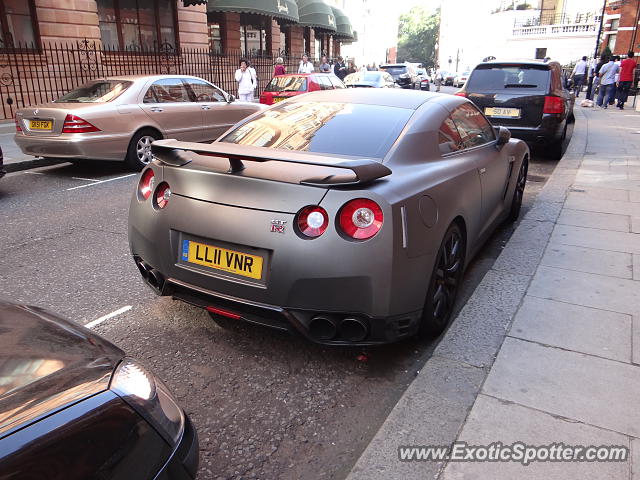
<box><xmin>349</xmin><ymin>106</ymin><xmax>640</xmax><ymax>479</ymax></box>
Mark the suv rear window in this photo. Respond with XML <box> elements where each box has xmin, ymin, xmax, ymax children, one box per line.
<box><xmin>466</xmin><ymin>65</ymin><xmax>549</xmax><ymax>93</ymax></box>
<box><xmin>265</xmin><ymin>76</ymin><xmax>307</xmax><ymax>93</ymax></box>
<box><xmin>380</xmin><ymin>66</ymin><xmax>407</xmax><ymax>75</ymax></box>
<box><xmin>221</xmin><ymin>102</ymin><xmax>412</xmax><ymax>159</ymax></box>
<box><xmin>56</xmin><ymin>80</ymin><xmax>131</xmax><ymax>103</ymax></box>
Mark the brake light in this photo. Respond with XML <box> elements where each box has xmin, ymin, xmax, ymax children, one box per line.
<box><xmin>338</xmin><ymin>198</ymin><xmax>383</xmax><ymax>240</ymax></box>
<box><xmin>15</xmin><ymin>117</ymin><xmax>22</xmax><ymax>132</ymax></box>
<box><xmin>454</xmin><ymin>91</ymin><xmax>467</xmax><ymax>97</ymax></box>
<box><xmin>543</xmin><ymin>96</ymin><xmax>564</xmax><ymax>114</ymax></box>
<box><xmin>296</xmin><ymin>205</ymin><xmax>329</xmax><ymax>238</ymax></box>
<box><xmin>62</xmin><ymin>114</ymin><xmax>100</xmax><ymax>133</ymax></box>
<box><xmin>138</xmin><ymin>168</ymin><xmax>155</xmax><ymax>200</ymax></box>
<box><xmin>206</xmin><ymin>306</ymin><xmax>241</xmax><ymax>320</ymax></box>
<box><xmin>155</xmin><ymin>182</ymin><xmax>171</xmax><ymax>209</ymax></box>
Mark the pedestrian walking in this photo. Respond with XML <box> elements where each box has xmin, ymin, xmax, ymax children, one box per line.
<box><xmin>298</xmin><ymin>54</ymin><xmax>314</xmax><ymax>73</ymax></box>
<box><xmin>234</xmin><ymin>58</ymin><xmax>256</xmax><ymax>102</ymax></box>
<box><xmin>434</xmin><ymin>66</ymin><xmax>443</xmax><ymax>92</ymax></box>
<box><xmin>334</xmin><ymin>56</ymin><xmax>347</xmax><ymax>80</ymax></box>
<box><xmin>273</xmin><ymin>57</ymin><xmax>286</xmax><ymax>77</ymax></box>
<box><xmin>347</xmin><ymin>61</ymin><xmax>356</xmax><ymax>75</ymax></box>
<box><xmin>319</xmin><ymin>55</ymin><xmax>331</xmax><ymax>73</ymax></box>
<box><xmin>589</xmin><ymin>56</ymin><xmax>606</xmax><ymax>100</ymax></box>
<box><xmin>571</xmin><ymin>56</ymin><xmax>588</xmax><ymax>97</ymax></box>
<box><xmin>616</xmin><ymin>51</ymin><xmax>636</xmax><ymax>109</ymax></box>
<box><xmin>596</xmin><ymin>56</ymin><xmax>619</xmax><ymax>109</ymax></box>
<box><xmin>609</xmin><ymin>56</ymin><xmax>621</xmax><ymax>105</ymax></box>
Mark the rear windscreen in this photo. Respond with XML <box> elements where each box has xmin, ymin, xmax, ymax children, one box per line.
<box><xmin>220</xmin><ymin>102</ymin><xmax>412</xmax><ymax>159</ymax></box>
<box><xmin>265</xmin><ymin>76</ymin><xmax>307</xmax><ymax>93</ymax></box>
<box><xmin>56</xmin><ymin>81</ymin><xmax>131</xmax><ymax>103</ymax></box>
<box><xmin>466</xmin><ymin>66</ymin><xmax>549</xmax><ymax>93</ymax></box>
<box><xmin>380</xmin><ymin>66</ymin><xmax>407</xmax><ymax>76</ymax></box>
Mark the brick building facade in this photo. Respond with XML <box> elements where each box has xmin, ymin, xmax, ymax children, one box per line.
<box><xmin>602</xmin><ymin>0</ymin><xmax>640</xmax><ymax>55</ymax></box>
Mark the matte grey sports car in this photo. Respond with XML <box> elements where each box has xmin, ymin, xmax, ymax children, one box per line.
<box><xmin>128</xmin><ymin>89</ymin><xmax>529</xmax><ymax>345</ymax></box>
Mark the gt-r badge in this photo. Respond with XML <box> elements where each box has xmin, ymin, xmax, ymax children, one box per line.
<box><xmin>270</xmin><ymin>219</ymin><xmax>287</xmax><ymax>234</ymax></box>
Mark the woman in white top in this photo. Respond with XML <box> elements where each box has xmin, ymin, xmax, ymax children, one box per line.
<box><xmin>234</xmin><ymin>58</ymin><xmax>257</xmax><ymax>102</ymax></box>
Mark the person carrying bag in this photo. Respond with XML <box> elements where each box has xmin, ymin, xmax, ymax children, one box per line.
<box><xmin>235</xmin><ymin>58</ymin><xmax>257</xmax><ymax>102</ymax></box>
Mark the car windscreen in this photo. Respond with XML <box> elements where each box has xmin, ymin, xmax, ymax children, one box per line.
<box><xmin>55</xmin><ymin>80</ymin><xmax>132</xmax><ymax>103</ymax></box>
<box><xmin>466</xmin><ymin>65</ymin><xmax>549</xmax><ymax>93</ymax></box>
<box><xmin>220</xmin><ymin>102</ymin><xmax>412</xmax><ymax>159</ymax></box>
<box><xmin>380</xmin><ymin>66</ymin><xmax>407</xmax><ymax>75</ymax></box>
<box><xmin>264</xmin><ymin>76</ymin><xmax>307</xmax><ymax>93</ymax></box>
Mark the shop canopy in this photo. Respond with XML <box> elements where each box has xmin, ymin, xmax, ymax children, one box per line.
<box><xmin>206</xmin><ymin>0</ymin><xmax>299</xmax><ymax>23</ymax></box>
<box><xmin>330</xmin><ymin>6</ymin><xmax>354</xmax><ymax>40</ymax></box>
<box><xmin>296</xmin><ymin>0</ymin><xmax>336</xmax><ymax>32</ymax></box>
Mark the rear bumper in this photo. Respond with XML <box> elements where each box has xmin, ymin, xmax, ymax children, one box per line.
<box><xmin>155</xmin><ymin>415</ymin><xmax>199</xmax><ymax>480</ymax></box>
<box><xmin>14</xmin><ymin>132</ymin><xmax>130</xmax><ymax>161</ymax></box>
<box><xmin>492</xmin><ymin>116</ymin><xmax>565</xmax><ymax>146</ymax></box>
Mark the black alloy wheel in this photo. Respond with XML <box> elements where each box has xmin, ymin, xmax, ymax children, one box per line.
<box><xmin>507</xmin><ymin>157</ymin><xmax>528</xmax><ymax>222</ymax></box>
<box><xmin>419</xmin><ymin>222</ymin><xmax>466</xmax><ymax>337</ymax></box>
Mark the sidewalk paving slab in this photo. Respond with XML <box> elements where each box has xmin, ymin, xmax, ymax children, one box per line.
<box><xmin>557</xmin><ymin>208</ymin><xmax>630</xmax><ymax>232</ymax></box>
<box><xmin>633</xmin><ymin>438</ymin><xmax>639</xmax><ymax>480</ymax></box>
<box><xmin>442</xmin><ymin>395</ymin><xmax>630</xmax><ymax>480</ymax></box>
<box><xmin>510</xmin><ymin>296</ymin><xmax>632</xmax><ymax>363</ymax></box>
<box><xmin>550</xmin><ymin>224</ymin><xmax>640</xmax><ymax>254</ymax></box>
<box><xmin>540</xmin><ymin>243</ymin><xmax>633</xmax><ymax>279</ymax></box>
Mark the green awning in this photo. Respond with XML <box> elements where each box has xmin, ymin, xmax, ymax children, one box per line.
<box><xmin>207</xmin><ymin>0</ymin><xmax>299</xmax><ymax>23</ymax></box>
<box><xmin>296</xmin><ymin>0</ymin><xmax>336</xmax><ymax>32</ymax></box>
<box><xmin>331</xmin><ymin>7</ymin><xmax>354</xmax><ymax>39</ymax></box>
<box><xmin>341</xmin><ymin>30</ymin><xmax>357</xmax><ymax>44</ymax></box>
<box><xmin>183</xmin><ymin>0</ymin><xmax>206</xmax><ymax>6</ymax></box>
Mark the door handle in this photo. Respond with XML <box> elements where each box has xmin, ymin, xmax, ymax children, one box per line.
<box><xmin>150</xmin><ymin>107</ymin><xmax>163</xmax><ymax>112</ymax></box>
<box><xmin>479</xmin><ymin>167</ymin><xmax>487</xmax><ymax>174</ymax></box>
<box><xmin>201</xmin><ymin>105</ymin><xmax>211</xmax><ymax>110</ymax></box>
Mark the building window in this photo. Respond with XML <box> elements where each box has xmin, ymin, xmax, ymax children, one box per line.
<box><xmin>610</xmin><ymin>18</ymin><xmax>620</xmax><ymax>31</ymax></box>
<box><xmin>535</xmin><ymin>47</ymin><xmax>547</xmax><ymax>59</ymax></box>
<box><xmin>240</xmin><ymin>14</ymin><xmax>268</xmax><ymax>55</ymax></box>
<box><xmin>0</xmin><ymin>0</ymin><xmax>38</xmax><ymax>49</ymax></box>
<box><xmin>208</xmin><ymin>12</ymin><xmax>224</xmax><ymax>53</ymax></box>
<box><xmin>607</xmin><ymin>33</ymin><xmax>617</xmax><ymax>52</ymax></box>
<box><xmin>97</xmin><ymin>0</ymin><xmax>177</xmax><ymax>51</ymax></box>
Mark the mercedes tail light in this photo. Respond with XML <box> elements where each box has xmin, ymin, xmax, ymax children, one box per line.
<box><xmin>543</xmin><ymin>96</ymin><xmax>564</xmax><ymax>114</ymax></box>
<box><xmin>296</xmin><ymin>205</ymin><xmax>329</xmax><ymax>238</ymax></box>
<box><xmin>15</xmin><ymin>117</ymin><xmax>22</xmax><ymax>132</ymax></box>
<box><xmin>338</xmin><ymin>199</ymin><xmax>383</xmax><ymax>240</ymax></box>
<box><xmin>454</xmin><ymin>91</ymin><xmax>467</xmax><ymax>97</ymax></box>
<box><xmin>62</xmin><ymin>114</ymin><xmax>100</xmax><ymax>133</ymax></box>
<box><xmin>155</xmin><ymin>182</ymin><xmax>171</xmax><ymax>209</ymax></box>
<box><xmin>138</xmin><ymin>168</ymin><xmax>155</xmax><ymax>200</ymax></box>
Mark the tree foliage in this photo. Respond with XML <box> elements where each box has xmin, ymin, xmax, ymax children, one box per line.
<box><xmin>396</xmin><ymin>7</ymin><xmax>440</xmax><ymax>69</ymax></box>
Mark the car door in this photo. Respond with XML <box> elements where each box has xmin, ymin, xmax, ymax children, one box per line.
<box><xmin>139</xmin><ymin>78</ymin><xmax>203</xmax><ymax>142</ymax></box>
<box><xmin>184</xmin><ymin>78</ymin><xmax>248</xmax><ymax>142</ymax></box>
<box><xmin>451</xmin><ymin>103</ymin><xmax>512</xmax><ymax>237</ymax></box>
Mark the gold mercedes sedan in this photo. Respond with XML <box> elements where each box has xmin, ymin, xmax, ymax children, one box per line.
<box><xmin>14</xmin><ymin>75</ymin><xmax>265</xmax><ymax>170</ymax></box>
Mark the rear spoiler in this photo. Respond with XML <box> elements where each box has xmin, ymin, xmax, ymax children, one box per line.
<box><xmin>150</xmin><ymin>139</ymin><xmax>391</xmax><ymax>187</ymax></box>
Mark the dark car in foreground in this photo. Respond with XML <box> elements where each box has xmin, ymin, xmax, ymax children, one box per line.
<box><xmin>343</xmin><ymin>71</ymin><xmax>397</xmax><ymax>88</ymax></box>
<box><xmin>128</xmin><ymin>89</ymin><xmax>529</xmax><ymax>346</ymax></box>
<box><xmin>379</xmin><ymin>64</ymin><xmax>420</xmax><ymax>89</ymax></box>
<box><xmin>0</xmin><ymin>300</ymin><xmax>198</xmax><ymax>479</ymax></box>
<box><xmin>456</xmin><ymin>60</ymin><xmax>574</xmax><ymax>159</ymax></box>
<box><xmin>259</xmin><ymin>73</ymin><xmax>345</xmax><ymax>105</ymax></box>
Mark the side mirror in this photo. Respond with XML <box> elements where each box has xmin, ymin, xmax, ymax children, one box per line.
<box><xmin>496</xmin><ymin>126</ymin><xmax>511</xmax><ymax>146</ymax></box>
<box><xmin>227</xmin><ymin>94</ymin><xmax>235</xmax><ymax>103</ymax></box>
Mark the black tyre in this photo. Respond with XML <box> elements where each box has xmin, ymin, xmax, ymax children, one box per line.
<box><xmin>419</xmin><ymin>222</ymin><xmax>466</xmax><ymax>338</ymax></box>
<box><xmin>546</xmin><ymin>123</ymin><xmax>567</xmax><ymax>160</ymax></box>
<box><xmin>126</xmin><ymin>129</ymin><xmax>161</xmax><ymax>171</ymax></box>
<box><xmin>507</xmin><ymin>157</ymin><xmax>528</xmax><ymax>222</ymax></box>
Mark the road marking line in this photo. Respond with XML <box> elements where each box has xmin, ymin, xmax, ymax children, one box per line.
<box><xmin>85</xmin><ymin>305</ymin><xmax>132</xmax><ymax>329</ymax></box>
<box><xmin>72</xmin><ymin>176</ymin><xmax>100</xmax><ymax>182</ymax></box>
<box><xmin>25</xmin><ymin>171</ymin><xmax>45</xmax><ymax>175</ymax></box>
<box><xmin>66</xmin><ymin>173</ymin><xmax>136</xmax><ymax>191</ymax></box>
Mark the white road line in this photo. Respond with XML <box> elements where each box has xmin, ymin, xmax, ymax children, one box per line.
<box><xmin>66</xmin><ymin>173</ymin><xmax>136</xmax><ymax>191</ymax></box>
<box><xmin>85</xmin><ymin>305</ymin><xmax>132</xmax><ymax>329</ymax></box>
<box><xmin>72</xmin><ymin>176</ymin><xmax>100</xmax><ymax>182</ymax></box>
<box><xmin>25</xmin><ymin>171</ymin><xmax>45</xmax><ymax>175</ymax></box>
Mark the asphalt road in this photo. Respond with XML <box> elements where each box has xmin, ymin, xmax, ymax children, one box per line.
<box><xmin>0</xmin><ymin>90</ymin><xmax>563</xmax><ymax>479</ymax></box>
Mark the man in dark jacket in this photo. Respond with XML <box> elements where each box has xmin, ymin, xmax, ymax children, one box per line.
<box><xmin>334</xmin><ymin>56</ymin><xmax>348</xmax><ymax>81</ymax></box>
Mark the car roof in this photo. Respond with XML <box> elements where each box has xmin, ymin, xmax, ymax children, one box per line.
<box><xmin>286</xmin><ymin>88</ymin><xmax>443</xmax><ymax>110</ymax></box>
<box><xmin>100</xmin><ymin>74</ymin><xmax>209</xmax><ymax>82</ymax></box>
<box><xmin>476</xmin><ymin>59</ymin><xmax>559</xmax><ymax>69</ymax></box>
<box><xmin>380</xmin><ymin>64</ymin><xmax>407</xmax><ymax>68</ymax></box>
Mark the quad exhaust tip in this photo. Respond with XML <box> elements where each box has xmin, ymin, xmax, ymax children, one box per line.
<box><xmin>339</xmin><ymin>317</ymin><xmax>368</xmax><ymax>342</ymax></box>
<box><xmin>309</xmin><ymin>315</ymin><xmax>337</xmax><ymax>341</ymax></box>
<box><xmin>309</xmin><ymin>315</ymin><xmax>369</xmax><ymax>342</ymax></box>
<box><xmin>134</xmin><ymin>256</ymin><xmax>165</xmax><ymax>292</ymax></box>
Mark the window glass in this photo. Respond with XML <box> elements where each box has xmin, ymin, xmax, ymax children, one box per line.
<box><xmin>466</xmin><ymin>65</ymin><xmax>550</xmax><ymax>93</ymax></box>
<box><xmin>264</xmin><ymin>76</ymin><xmax>307</xmax><ymax>93</ymax></box>
<box><xmin>186</xmin><ymin>78</ymin><xmax>226</xmax><ymax>102</ymax></box>
<box><xmin>329</xmin><ymin>76</ymin><xmax>345</xmax><ymax>89</ymax></box>
<box><xmin>1</xmin><ymin>0</ymin><xmax>37</xmax><ymax>47</ymax></box>
<box><xmin>149</xmin><ymin>78</ymin><xmax>190</xmax><ymax>103</ymax></box>
<box><xmin>56</xmin><ymin>80</ymin><xmax>132</xmax><ymax>103</ymax></box>
<box><xmin>438</xmin><ymin>116</ymin><xmax>463</xmax><ymax>155</ymax></box>
<box><xmin>318</xmin><ymin>77</ymin><xmax>332</xmax><ymax>90</ymax></box>
<box><xmin>451</xmin><ymin>104</ymin><xmax>495</xmax><ymax>149</ymax></box>
<box><xmin>221</xmin><ymin>102</ymin><xmax>412</xmax><ymax>159</ymax></box>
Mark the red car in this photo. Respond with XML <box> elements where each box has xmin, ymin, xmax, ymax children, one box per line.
<box><xmin>259</xmin><ymin>73</ymin><xmax>345</xmax><ymax>105</ymax></box>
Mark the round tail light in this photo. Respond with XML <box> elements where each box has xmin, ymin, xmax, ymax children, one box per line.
<box><xmin>338</xmin><ymin>198</ymin><xmax>383</xmax><ymax>240</ymax></box>
<box><xmin>296</xmin><ymin>205</ymin><xmax>329</xmax><ymax>238</ymax></box>
<box><xmin>138</xmin><ymin>168</ymin><xmax>155</xmax><ymax>200</ymax></box>
<box><xmin>155</xmin><ymin>182</ymin><xmax>171</xmax><ymax>209</ymax></box>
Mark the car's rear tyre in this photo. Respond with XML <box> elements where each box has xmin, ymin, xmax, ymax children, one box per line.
<box><xmin>546</xmin><ymin>123</ymin><xmax>567</xmax><ymax>161</ymax></box>
<box><xmin>419</xmin><ymin>222</ymin><xmax>466</xmax><ymax>338</ymax></box>
<box><xmin>507</xmin><ymin>157</ymin><xmax>528</xmax><ymax>222</ymax></box>
<box><xmin>126</xmin><ymin>129</ymin><xmax>161</xmax><ymax>171</ymax></box>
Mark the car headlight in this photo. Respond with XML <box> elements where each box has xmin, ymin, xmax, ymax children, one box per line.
<box><xmin>110</xmin><ymin>358</ymin><xmax>185</xmax><ymax>446</ymax></box>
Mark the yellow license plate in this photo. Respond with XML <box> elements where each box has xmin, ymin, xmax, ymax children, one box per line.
<box><xmin>484</xmin><ymin>107</ymin><xmax>520</xmax><ymax>118</ymax></box>
<box><xmin>29</xmin><ymin>120</ymin><xmax>52</xmax><ymax>130</ymax></box>
<box><xmin>182</xmin><ymin>240</ymin><xmax>263</xmax><ymax>280</ymax></box>
<box><xmin>274</xmin><ymin>97</ymin><xmax>286</xmax><ymax>103</ymax></box>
